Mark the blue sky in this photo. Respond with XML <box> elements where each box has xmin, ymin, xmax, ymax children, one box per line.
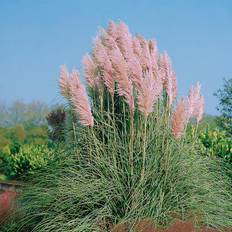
<box><xmin>0</xmin><ymin>0</ymin><xmax>231</xmax><ymax>115</ymax></box>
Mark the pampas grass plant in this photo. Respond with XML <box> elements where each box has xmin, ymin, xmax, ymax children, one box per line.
<box><xmin>3</xmin><ymin>21</ymin><xmax>231</xmax><ymax>232</ymax></box>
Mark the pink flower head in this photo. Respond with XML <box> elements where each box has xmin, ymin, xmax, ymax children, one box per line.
<box><xmin>140</xmin><ymin>38</ymin><xmax>153</xmax><ymax>71</ymax></box>
<box><xmin>138</xmin><ymin>71</ymin><xmax>163</xmax><ymax>118</ymax></box>
<box><xmin>116</xmin><ymin>22</ymin><xmax>134</xmax><ymax>61</ymax></box>
<box><xmin>107</xmin><ymin>20</ymin><xmax>118</xmax><ymax>40</ymax></box>
<box><xmin>187</xmin><ymin>82</ymin><xmax>204</xmax><ymax>122</ymax></box>
<box><xmin>134</xmin><ymin>35</ymin><xmax>155</xmax><ymax>73</ymax></box>
<box><xmin>100</xmin><ymin>29</ymin><xmax>117</xmax><ymax>50</ymax></box>
<box><xmin>127</xmin><ymin>55</ymin><xmax>143</xmax><ymax>90</ymax></box>
<box><xmin>148</xmin><ymin>40</ymin><xmax>159</xmax><ymax>76</ymax></box>
<box><xmin>69</xmin><ymin>69</ymin><xmax>94</xmax><ymax>127</ymax></box>
<box><xmin>82</xmin><ymin>54</ymin><xmax>97</xmax><ymax>88</ymax></box>
<box><xmin>158</xmin><ymin>52</ymin><xmax>177</xmax><ymax>107</ymax></box>
<box><xmin>59</xmin><ymin>64</ymin><xmax>70</xmax><ymax>98</ymax></box>
<box><xmin>93</xmin><ymin>37</ymin><xmax>112</xmax><ymax>72</ymax></box>
<box><xmin>172</xmin><ymin>98</ymin><xmax>189</xmax><ymax>138</ymax></box>
<box><xmin>93</xmin><ymin>37</ymin><xmax>114</xmax><ymax>96</ymax></box>
<box><xmin>132</xmin><ymin>36</ymin><xmax>143</xmax><ymax>63</ymax></box>
<box><xmin>109</xmin><ymin>46</ymin><xmax>135</xmax><ymax>115</ymax></box>
<box><xmin>196</xmin><ymin>96</ymin><xmax>204</xmax><ymax>123</ymax></box>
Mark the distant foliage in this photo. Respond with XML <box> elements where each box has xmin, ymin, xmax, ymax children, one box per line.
<box><xmin>0</xmin><ymin>101</ymin><xmax>49</xmax><ymax>127</ymax></box>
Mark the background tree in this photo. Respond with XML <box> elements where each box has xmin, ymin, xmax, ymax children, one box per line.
<box><xmin>214</xmin><ymin>78</ymin><xmax>232</xmax><ymax>136</ymax></box>
<box><xmin>46</xmin><ymin>107</ymin><xmax>66</xmax><ymax>143</ymax></box>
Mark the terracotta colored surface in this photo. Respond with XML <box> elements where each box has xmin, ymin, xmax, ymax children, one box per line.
<box><xmin>133</xmin><ymin>219</ymin><xmax>156</xmax><ymax>232</ymax></box>
<box><xmin>0</xmin><ymin>191</ymin><xmax>17</xmax><ymax>224</ymax></box>
<box><xmin>112</xmin><ymin>223</ymin><xmax>130</xmax><ymax>232</ymax></box>
<box><xmin>200</xmin><ymin>228</ymin><xmax>232</xmax><ymax>232</ymax></box>
<box><xmin>133</xmin><ymin>219</ymin><xmax>166</xmax><ymax>232</ymax></box>
<box><xmin>167</xmin><ymin>220</ymin><xmax>195</xmax><ymax>232</ymax></box>
<box><xmin>112</xmin><ymin>220</ymin><xmax>232</xmax><ymax>232</ymax></box>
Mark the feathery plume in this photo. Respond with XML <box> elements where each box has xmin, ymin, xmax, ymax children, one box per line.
<box><xmin>69</xmin><ymin>69</ymin><xmax>94</xmax><ymax>126</ymax></box>
<box><xmin>107</xmin><ymin>20</ymin><xmax>118</xmax><ymax>40</ymax></box>
<box><xmin>127</xmin><ymin>56</ymin><xmax>143</xmax><ymax>90</ymax></box>
<box><xmin>172</xmin><ymin>70</ymin><xmax>177</xmax><ymax>100</ymax></box>
<box><xmin>100</xmin><ymin>29</ymin><xmax>118</xmax><ymax>50</ymax></box>
<box><xmin>158</xmin><ymin>52</ymin><xmax>177</xmax><ymax>107</ymax></box>
<box><xmin>93</xmin><ymin>38</ymin><xmax>112</xmax><ymax>73</ymax></box>
<box><xmin>172</xmin><ymin>98</ymin><xmax>189</xmax><ymax>138</ymax></box>
<box><xmin>59</xmin><ymin>64</ymin><xmax>70</xmax><ymax>98</ymax></box>
<box><xmin>116</xmin><ymin>22</ymin><xmax>134</xmax><ymax>61</ymax></box>
<box><xmin>148</xmin><ymin>40</ymin><xmax>159</xmax><ymax>76</ymax></box>
<box><xmin>93</xmin><ymin>38</ymin><xmax>114</xmax><ymax>96</ymax></box>
<box><xmin>133</xmin><ymin>37</ymin><xmax>143</xmax><ymax>58</ymax></box>
<box><xmin>196</xmin><ymin>96</ymin><xmax>204</xmax><ymax>123</ymax></box>
<box><xmin>187</xmin><ymin>82</ymin><xmax>204</xmax><ymax>122</ymax></box>
<box><xmin>137</xmin><ymin>71</ymin><xmax>163</xmax><ymax>118</ymax></box>
<box><xmin>136</xmin><ymin>35</ymin><xmax>153</xmax><ymax>71</ymax></box>
<box><xmin>82</xmin><ymin>54</ymin><xmax>97</xmax><ymax>88</ymax></box>
<box><xmin>187</xmin><ymin>82</ymin><xmax>201</xmax><ymax>117</ymax></box>
<box><xmin>109</xmin><ymin>46</ymin><xmax>135</xmax><ymax>115</ymax></box>
<box><xmin>132</xmin><ymin>36</ymin><xmax>148</xmax><ymax>71</ymax></box>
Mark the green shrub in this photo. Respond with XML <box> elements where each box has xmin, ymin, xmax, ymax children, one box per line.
<box><xmin>199</xmin><ymin>129</ymin><xmax>232</xmax><ymax>163</ymax></box>
<box><xmin>3</xmin><ymin>144</ymin><xmax>55</xmax><ymax>178</ymax></box>
<box><xmin>199</xmin><ymin>128</ymin><xmax>232</xmax><ymax>181</ymax></box>
<box><xmin>0</xmin><ymin>173</ymin><xmax>7</xmax><ymax>181</ymax></box>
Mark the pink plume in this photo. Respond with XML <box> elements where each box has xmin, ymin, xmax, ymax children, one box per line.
<box><xmin>127</xmin><ymin>56</ymin><xmax>143</xmax><ymax>90</ymax></box>
<box><xmin>69</xmin><ymin>70</ymin><xmax>94</xmax><ymax>127</ymax></box>
<box><xmin>100</xmin><ymin>29</ymin><xmax>118</xmax><ymax>50</ymax></box>
<box><xmin>132</xmin><ymin>37</ymin><xmax>144</xmax><ymax>63</ymax></box>
<box><xmin>59</xmin><ymin>64</ymin><xmax>70</xmax><ymax>98</ymax></box>
<box><xmin>137</xmin><ymin>71</ymin><xmax>163</xmax><ymax>118</ymax></box>
<box><xmin>109</xmin><ymin>46</ymin><xmax>135</xmax><ymax>115</ymax></box>
<box><xmin>93</xmin><ymin>37</ymin><xmax>114</xmax><ymax>96</ymax></box>
<box><xmin>172</xmin><ymin>98</ymin><xmax>189</xmax><ymax>138</ymax></box>
<box><xmin>134</xmin><ymin>36</ymin><xmax>146</xmax><ymax>69</ymax></box>
<box><xmin>141</xmin><ymin>38</ymin><xmax>153</xmax><ymax>71</ymax></box>
<box><xmin>133</xmin><ymin>36</ymin><xmax>155</xmax><ymax>73</ymax></box>
<box><xmin>158</xmin><ymin>52</ymin><xmax>177</xmax><ymax>107</ymax></box>
<box><xmin>116</xmin><ymin>22</ymin><xmax>134</xmax><ymax>61</ymax></box>
<box><xmin>135</xmin><ymin>36</ymin><xmax>153</xmax><ymax>72</ymax></box>
<box><xmin>196</xmin><ymin>96</ymin><xmax>204</xmax><ymax>123</ymax></box>
<box><xmin>148</xmin><ymin>40</ymin><xmax>159</xmax><ymax>76</ymax></box>
<box><xmin>107</xmin><ymin>20</ymin><xmax>118</xmax><ymax>40</ymax></box>
<box><xmin>82</xmin><ymin>54</ymin><xmax>97</xmax><ymax>88</ymax></box>
<box><xmin>187</xmin><ymin>82</ymin><xmax>204</xmax><ymax>122</ymax></box>
<box><xmin>93</xmin><ymin>38</ymin><xmax>112</xmax><ymax>73</ymax></box>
